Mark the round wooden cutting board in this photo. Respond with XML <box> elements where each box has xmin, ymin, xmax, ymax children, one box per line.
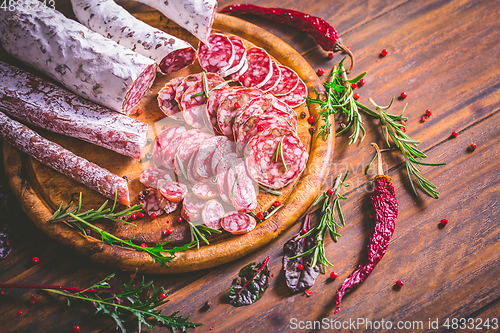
<box><xmin>3</xmin><ymin>13</ymin><xmax>333</xmax><ymax>273</ymax></box>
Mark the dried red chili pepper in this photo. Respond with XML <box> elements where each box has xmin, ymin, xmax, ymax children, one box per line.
<box><xmin>333</xmin><ymin>143</ymin><xmax>398</xmax><ymax>313</ymax></box>
<box><xmin>220</xmin><ymin>4</ymin><xmax>354</xmax><ymax>73</ymax></box>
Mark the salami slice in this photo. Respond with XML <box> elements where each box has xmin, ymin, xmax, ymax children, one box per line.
<box><xmin>216</xmin><ymin>153</ymin><xmax>239</xmax><ymax>204</ymax></box>
<box><xmin>220</xmin><ymin>35</ymin><xmax>247</xmax><ymax>77</ymax></box>
<box><xmin>0</xmin><ymin>112</ymin><xmax>130</xmax><ymax>206</ymax></box>
<box><xmin>156</xmin><ymin>188</ymin><xmax>178</xmax><ymax>214</ymax></box>
<box><xmin>235</xmin><ymin>114</ymin><xmax>295</xmax><ymax>147</ymax></box>
<box><xmin>152</xmin><ymin>125</ymin><xmax>186</xmax><ymax>168</ymax></box>
<box><xmin>139</xmin><ymin>189</ymin><xmax>164</xmax><ymax>217</ymax></box>
<box><xmin>245</xmin><ymin>127</ymin><xmax>309</xmax><ymax>189</ymax></box>
<box><xmin>221</xmin><ymin>211</ymin><xmax>257</xmax><ymax>234</ymax></box>
<box><xmin>157</xmin><ymin>77</ymin><xmax>185</xmax><ymax>118</ymax></box>
<box><xmin>161</xmin><ymin>129</ymin><xmax>201</xmax><ymax>170</ymax></box>
<box><xmin>226</xmin><ymin>161</ymin><xmax>258</xmax><ymax>212</ymax></box>
<box><xmin>158</xmin><ymin>181</ymin><xmax>188</xmax><ymax>203</ymax></box>
<box><xmin>71</xmin><ymin>0</ymin><xmax>196</xmax><ymax>75</ymax></box>
<box><xmin>175</xmin><ymin>73</ymin><xmax>203</xmax><ymax>104</ymax></box>
<box><xmin>133</xmin><ymin>0</ymin><xmax>217</xmax><ymax>45</ymax></box>
<box><xmin>211</xmin><ymin>136</ymin><xmax>235</xmax><ymax>174</ymax></box>
<box><xmin>0</xmin><ymin>62</ymin><xmax>148</xmax><ymax>159</ymax></box>
<box><xmin>181</xmin><ymin>192</ymin><xmax>206</xmax><ymax>221</ymax></box>
<box><xmin>192</xmin><ymin>182</ymin><xmax>219</xmax><ymax>200</ymax></box>
<box><xmin>139</xmin><ymin>166</ymin><xmax>174</xmax><ymax>188</ymax></box>
<box><xmin>230</xmin><ymin>56</ymin><xmax>249</xmax><ymax>82</ymax></box>
<box><xmin>192</xmin><ymin>136</ymin><xmax>226</xmax><ymax>181</ymax></box>
<box><xmin>198</xmin><ymin>34</ymin><xmax>235</xmax><ymax>74</ymax></box>
<box><xmin>201</xmin><ymin>199</ymin><xmax>225</xmax><ymax>229</ymax></box>
<box><xmin>216</xmin><ymin>87</ymin><xmax>264</xmax><ymax>140</ymax></box>
<box><xmin>240</xmin><ymin>47</ymin><xmax>273</xmax><ymax>88</ymax></box>
<box><xmin>259</xmin><ymin>61</ymin><xmax>282</xmax><ymax>92</ymax></box>
<box><xmin>0</xmin><ymin>3</ymin><xmax>157</xmax><ymax>115</ymax></box>
<box><xmin>277</xmin><ymin>78</ymin><xmax>308</xmax><ymax>108</ymax></box>
<box><xmin>206</xmin><ymin>87</ymin><xmax>240</xmax><ymax>135</ymax></box>
<box><xmin>173</xmin><ymin>132</ymin><xmax>212</xmax><ymax>179</ymax></box>
<box><xmin>269</xmin><ymin>66</ymin><xmax>300</xmax><ymax>96</ymax></box>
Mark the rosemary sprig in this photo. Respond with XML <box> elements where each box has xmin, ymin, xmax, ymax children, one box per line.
<box><xmin>306</xmin><ymin>58</ymin><xmax>366</xmax><ymax>144</ymax></box>
<box><xmin>360</xmin><ymin>98</ymin><xmax>446</xmax><ymax>198</ymax></box>
<box><xmin>290</xmin><ymin>172</ymin><xmax>349</xmax><ymax>268</ymax></box>
<box><xmin>271</xmin><ymin>136</ymin><xmax>288</xmax><ymax>171</ymax></box>
<box><xmin>187</xmin><ymin>222</ymin><xmax>221</xmax><ymax>249</ymax></box>
<box><xmin>43</xmin><ymin>272</ymin><xmax>201</xmax><ymax>333</ymax></box>
<box><xmin>48</xmin><ymin>193</ymin><xmax>191</xmax><ymax>266</ymax></box>
<box><xmin>258</xmin><ymin>184</ymin><xmax>282</xmax><ymax>196</ymax></box>
<box><xmin>191</xmin><ymin>72</ymin><xmax>231</xmax><ymax>98</ymax></box>
<box><xmin>175</xmin><ymin>153</ymin><xmax>188</xmax><ymax>179</ymax></box>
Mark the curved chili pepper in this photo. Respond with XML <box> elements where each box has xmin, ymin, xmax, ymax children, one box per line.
<box><xmin>333</xmin><ymin>143</ymin><xmax>398</xmax><ymax>313</ymax></box>
<box><xmin>220</xmin><ymin>4</ymin><xmax>354</xmax><ymax>73</ymax></box>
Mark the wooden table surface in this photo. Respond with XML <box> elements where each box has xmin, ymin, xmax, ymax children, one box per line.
<box><xmin>1</xmin><ymin>0</ymin><xmax>499</xmax><ymax>332</ymax></box>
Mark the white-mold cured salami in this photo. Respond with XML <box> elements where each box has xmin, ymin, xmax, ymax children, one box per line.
<box><xmin>221</xmin><ymin>211</ymin><xmax>257</xmax><ymax>234</ymax></box>
<box><xmin>226</xmin><ymin>161</ymin><xmax>258</xmax><ymax>212</ymax></box>
<box><xmin>0</xmin><ymin>112</ymin><xmax>130</xmax><ymax>206</ymax></box>
<box><xmin>235</xmin><ymin>113</ymin><xmax>295</xmax><ymax>148</ymax></box>
<box><xmin>216</xmin><ymin>153</ymin><xmax>239</xmax><ymax>204</ymax></box>
<box><xmin>192</xmin><ymin>182</ymin><xmax>219</xmax><ymax>200</ymax></box>
<box><xmin>220</xmin><ymin>35</ymin><xmax>247</xmax><ymax>77</ymax></box>
<box><xmin>0</xmin><ymin>62</ymin><xmax>148</xmax><ymax>159</ymax></box>
<box><xmin>181</xmin><ymin>192</ymin><xmax>206</xmax><ymax>221</ymax></box>
<box><xmin>133</xmin><ymin>0</ymin><xmax>217</xmax><ymax>45</ymax></box>
<box><xmin>198</xmin><ymin>34</ymin><xmax>235</xmax><ymax>74</ymax></box>
<box><xmin>161</xmin><ymin>129</ymin><xmax>201</xmax><ymax>170</ymax></box>
<box><xmin>152</xmin><ymin>125</ymin><xmax>186</xmax><ymax>168</ymax></box>
<box><xmin>240</xmin><ymin>47</ymin><xmax>273</xmax><ymax>88</ymax></box>
<box><xmin>192</xmin><ymin>136</ymin><xmax>226</xmax><ymax>181</ymax></box>
<box><xmin>71</xmin><ymin>0</ymin><xmax>196</xmax><ymax>74</ymax></box>
<box><xmin>157</xmin><ymin>77</ymin><xmax>185</xmax><ymax>118</ymax></box>
<box><xmin>269</xmin><ymin>65</ymin><xmax>300</xmax><ymax>97</ymax></box>
<box><xmin>201</xmin><ymin>199</ymin><xmax>225</xmax><ymax>230</ymax></box>
<box><xmin>0</xmin><ymin>2</ymin><xmax>157</xmax><ymax>115</ymax></box>
<box><xmin>140</xmin><ymin>166</ymin><xmax>174</xmax><ymax>188</ymax></box>
<box><xmin>259</xmin><ymin>61</ymin><xmax>282</xmax><ymax>92</ymax></box>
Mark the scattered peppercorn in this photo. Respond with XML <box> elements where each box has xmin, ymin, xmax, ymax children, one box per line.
<box><xmin>256</xmin><ymin>212</ymin><xmax>264</xmax><ymax>220</ymax></box>
<box><xmin>400</xmin><ymin>127</ymin><xmax>406</xmax><ymax>133</ymax></box>
<box><xmin>300</xmin><ymin>111</ymin><xmax>307</xmax><ymax>119</ymax></box>
<box><xmin>32</xmin><ymin>257</ymin><xmax>39</xmax><ymax>264</ymax></box>
<box><xmin>140</xmin><ymin>243</ymin><xmax>148</xmax><ymax>248</ymax></box>
<box><xmin>150</xmin><ymin>213</ymin><xmax>157</xmax><ymax>219</ymax></box>
<box><xmin>330</xmin><ymin>271</ymin><xmax>338</xmax><ymax>279</ymax></box>
<box><xmin>308</xmin><ymin>126</ymin><xmax>316</xmax><ymax>134</ymax></box>
<box><xmin>234</xmin><ymin>101</ymin><xmax>241</xmax><ymax>108</ymax></box>
<box><xmin>469</xmin><ymin>142</ymin><xmax>477</xmax><ymax>150</ymax></box>
<box><xmin>297</xmin><ymin>264</ymin><xmax>304</xmax><ymax>270</ymax></box>
<box><xmin>262</xmin><ymin>211</ymin><xmax>269</xmax><ymax>217</ymax></box>
<box><xmin>304</xmin><ymin>290</ymin><xmax>313</xmax><ymax>297</ymax></box>
<box><xmin>425</xmin><ymin>109</ymin><xmax>432</xmax><ymax>116</ymax></box>
<box><xmin>147</xmin><ymin>137</ymin><xmax>153</xmax><ymax>145</ymax></box>
<box><xmin>451</xmin><ymin>131</ymin><xmax>459</xmax><ymax>138</ymax></box>
<box><xmin>131</xmin><ymin>214</ymin><xmax>137</xmax><ymax>221</ymax></box>
<box><xmin>421</xmin><ymin>115</ymin><xmax>429</xmax><ymax>123</ymax></box>
<box><xmin>301</xmin><ymin>228</ymin><xmax>308</xmax><ymax>234</ymax></box>
<box><xmin>400</xmin><ymin>91</ymin><xmax>408</xmax><ymax>99</ymax></box>
<box><xmin>137</xmin><ymin>212</ymin><xmax>145</xmax><ymax>219</ymax></box>
<box><xmin>210</xmin><ymin>326</ymin><xmax>214</xmax><ymax>330</ymax></box>
<box><xmin>238</xmin><ymin>75</ymin><xmax>245</xmax><ymax>82</ymax></box>
<box><xmin>358</xmin><ymin>78</ymin><xmax>366</xmax><ymax>86</ymax></box>
<box><xmin>395</xmin><ymin>280</ymin><xmax>404</xmax><ymax>287</ymax></box>
<box><xmin>163</xmin><ymin>228</ymin><xmax>173</xmax><ymax>235</ymax></box>
<box><xmin>327</xmin><ymin>52</ymin><xmax>334</xmax><ymax>59</ymax></box>
<box><xmin>5</xmin><ymin>240</ymin><xmax>11</xmax><ymax>246</ymax></box>
<box><xmin>353</xmin><ymin>93</ymin><xmax>360</xmax><ymax>100</ymax></box>
<box><xmin>145</xmin><ymin>152</ymin><xmax>153</xmax><ymax>160</ymax></box>
<box><xmin>136</xmin><ymin>109</ymin><xmax>143</xmax><ymax>116</ymax></box>
<box><xmin>308</xmin><ymin>115</ymin><xmax>315</xmax><ymax>124</ymax></box>
<box><xmin>201</xmin><ymin>300</ymin><xmax>212</xmax><ymax>311</ymax></box>
<box><xmin>380</xmin><ymin>48</ymin><xmax>388</xmax><ymax>56</ymax></box>
<box><xmin>317</xmin><ymin>67</ymin><xmax>325</xmax><ymax>76</ymax></box>
<box><xmin>160</xmin><ymin>292</ymin><xmax>167</xmax><ymax>298</ymax></box>
<box><xmin>130</xmin><ymin>273</ymin><xmax>135</xmax><ymax>279</ymax></box>
<box><xmin>176</xmin><ymin>216</ymin><xmax>183</xmax><ymax>223</ymax></box>
<box><xmin>351</xmin><ymin>82</ymin><xmax>358</xmax><ymax>89</ymax></box>
<box><xmin>274</xmin><ymin>200</ymin><xmax>281</xmax><ymax>207</ymax></box>
<box><xmin>326</xmin><ymin>188</ymin><xmax>334</xmax><ymax>196</ymax></box>
<box><xmin>440</xmin><ymin>218</ymin><xmax>449</xmax><ymax>226</ymax></box>
<box><xmin>72</xmin><ymin>325</ymin><xmax>81</xmax><ymax>332</ymax></box>
<box><xmin>339</xmin><ymin>123</ymin><xmax>347</xmax><ymax>130</ymax></box>
<box><xmin>17</xmin><ymin>311</ymin><xmax>22</xmax><ymax>315</ymax></box>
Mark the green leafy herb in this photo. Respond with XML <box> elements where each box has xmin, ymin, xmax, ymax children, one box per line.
<box><xmin>228</xmin><ymin>256</ymin><xmax>270</xmax><ymax>307</ymax></box>
<box><xmin>258</xmin><ymin>184</ymin><xmax>282</xmax><ymax>196</ymax></box>
<box><xmin>43</xmin><ymin>272</ymin><xmax>201</xmax><ymax>333</ymax></box>
<box><xmin>175</xmin><ymin>153</ymin><xmax>188</xmax><ymax>180</ymax></box>
<box><xmin>291</xmin><ymin>172</ymin><xmax>349</xmax><ymax>268</ymax></box>
<box><xmin>191</xmin><ymin>72</ymin><xmax>231</xmax><ymax>98</ymax></box>
<box><xmin>283</xmin><ymin>215</ymin><xmax>320</xmax><ymax>292</ymax></box>
<box><xmin>187</xmin><ymin>222</ymin><xmax>221</xmax><ymax>249</ymax></box>
<box><xmin>306</xmin><ymin>59</ymin><xmax>366</xmax><ymax>144</ymax></box>
<box><xmin>48</xmin><ymin>193</ymin><xmax>191</xmax><ymax>266</ymax></box>
<box><xmin>231</xmin><ymin>172</ymin><xmax>239</xmax><ymax>198</ymax></box>
<box><xmin>271</xmin><ymin>136</ymin><xmax>288</xmax><ymax>171</ymax></box>
<box><xmin>359</xmin><ymin>98</ymin><xmax>446</xmax><ymax>198</ymax></box>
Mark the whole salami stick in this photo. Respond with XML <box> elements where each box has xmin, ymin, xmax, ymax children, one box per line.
<box><xmin>0</xmin><ymin>112</ymin><xmax>130</xmax><ymax>206</ymax></box>
<box><xmin>71</xmin><ymin>0</ymin><xmax>197</xmax><ymax>74</ymax></box>
<box><xmin>133</xmin><ymin>0</ymin><xmax>217</xmax><ymax>45</ymax></box>
<box><xmin>0</xmin><ymin>62</ymin><xmax>148</xmax><ymax>159</ymax></box>
<box><xmin>0</xmin><ymin>1</ymin><xmax>157</xmax><ymax>115</ymax></box>
<box><xmin>333</xmin><ymin>143</ymin><xmax>398</xmax><ymax>313</ymax></box>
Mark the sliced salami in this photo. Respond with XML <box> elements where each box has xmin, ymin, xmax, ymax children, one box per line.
<box><xmin>140</xmin><ymin>166</ymin><xmax>174</xmax><ymax>188</ymax></box>
<box><xmin>220</xmin><ymin>35</ymin><xmax>247</xmax><ymax>77</ymax></box>
<box><xmin>156</xmin><ymin>189</ymin><xmax>179</xmax><ymax>214</ymax></box>
<box><xmin>139</xmin><ymin>189</ymin><xmax>164</xmax><ymax>217</ymax></box>
<box><xmin>198</xmin><ymin>34</ymin><xmax>235</xmax><ymax>74</ymax></box>
<box><xmin>245</xmin><ymin>128</ymin><xmax>308</xmax><ymax>189</ymax></box>
<box><xmin>259</xmin><ymin>60</ymin><xmax>282</xmax><ymax>92</ymax></box>
<box><xmin>158</xmin><ymin>181</ymin><xmax>188</xmax><ymax>203</ymax></box>
<box><xmin>0</xmin><ymin>62</ymin><xmax>148</xmax><ymax>160</ymax></box>
<box><xmin>157</xmin><ymin>77</ymin><xmax>185</xmax><ymax>118</ymax></box>
<box><xmin>0</xmin><ymin>112</ymin><xmax>130</xmax><ymax>206</ymax></box>
<box><xmin>235</xmin><ymin>113</ymin><xmax>295</xmax><ymax>147</ymax></box>
<box><xmin>0</xmin><ymin>3</ymin><xmax>157</xmax><ymax>115</ymax></box>
<box><xmin>192</xmin><ymin>182</ymin><xmax>219</xmax><ymax>200</ymax></box>
<box><xmin>216</xmin><ymin>87</ymin><xmax>264</xmax><ymax>140</ymax></box>
<box><xmin>226</xmin><ymin>161</ymin><xmax>258</xmax><ymax>212</ymax></box>
<box><xmin>211</xmin><ymin>137</ymin><xmax>236</xmax><ymax>174</ymax></box>
<box><xmin>175</xmin><ymin>73</ymin><xmax>203</xmax><ymax>104</ymax></box>
<box><xmin>152</xmin><ymin>125</ymin><xmax>186</xmax><ymax>167</ymax></box>
<box><xmin>201</xmin><ymin>199</ymin><xmax>225</xmax><ymax>230</ymax></box>
<box><xmin>240</xmin><ymin>47</ymin><xmax>273</xmax><ymax>88</ymax></box>
<box><xmin>71</xmin><ymin>0</ymin><xmax>196</xmax><ymax>75</ymax></box>
<box><xmin>277</xmin><ymin>78</ymin><xmax>308</xmax><ymax>108</ymax></box>
<box><xmin>216</xmin><ymin>153</ymin><xmax>239</xmax><ymax>204</ymax></box>
<box><xmin>181</xmin><ymin>192</ymin><xmax>206</xmax><ymax>221</ymax></box>
<box><xmin>173</xmin><ymin>132</ymin><xmax>212</xmax><ymax>179</ymax></box>
<box><xmin>161</xmin><ymin>129</ymin><xmax>201</xmax><ymax>170</ymax></box>
<box><xmin>230</xmin><ymin>56</ymin><xmax>248</xmax><ymax>82</ymax></box>
<box><xmin>269</xmin><ymin>66</ymin><xmax>300</xmax><ymax>96</ymax></box>
<box><xmin>192</xmin><ymin>136</ymin><xmax>226</xmax><ymax>181</ymax></box>
<box><xmin>221</xmin><ymin>211</ymin><xmax>257</xmax><ymax>235</ymax></box>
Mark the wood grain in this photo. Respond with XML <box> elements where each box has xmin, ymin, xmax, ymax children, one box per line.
<box><xmin>0</xmin><ymin>0</ymin><xmax>499</xmax><ymax>331</ymax></box>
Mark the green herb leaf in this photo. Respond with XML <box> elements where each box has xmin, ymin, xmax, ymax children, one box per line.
<box><xmin>228</xmin><ymin>257</ymin><xmax>270</xmax><ymax>307</ymax></box>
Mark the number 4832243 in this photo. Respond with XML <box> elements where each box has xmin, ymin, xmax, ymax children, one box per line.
<box><xmin>0</xmin><ymin>0</ymin><xmax>55</xmax><ymax>11</ymax></box>
<box><xmin>443</xmin><ymin>318</ymin><xmax>498</xmax><ymax>330</ymax></box>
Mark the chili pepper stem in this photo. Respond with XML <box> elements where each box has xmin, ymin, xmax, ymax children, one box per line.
<box><xmin>371</xmin><ymin>143</ymin><xmax>384</xmax><ymax>177</ymax></box>
<box><xmin>337</xmin><ymin>43</ymin><xmax>354</xmax><ymax>74</ymax></box>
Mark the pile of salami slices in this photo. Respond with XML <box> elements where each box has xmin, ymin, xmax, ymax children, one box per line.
<box><xmin>146</xmin><ymin>33</ymin><xmax>310</xmax><ymax>235</ymax></box>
